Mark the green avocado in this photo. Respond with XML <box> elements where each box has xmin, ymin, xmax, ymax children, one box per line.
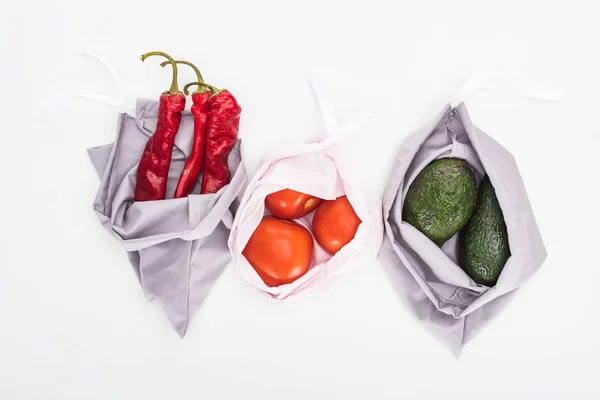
<box><xmin>458</xmin><ymin>175</ymin><xmax>511</xmax><ymax>286</ymax></box>
<box><xmin>403</xmin><ymin>158</ymin><xmax>477</xmax><ymax>246</ymax></box>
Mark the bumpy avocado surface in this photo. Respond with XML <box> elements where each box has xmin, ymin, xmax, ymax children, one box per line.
<box><xmin>403</xmin><ymin>158</ymin><xmax>477</xmax><ymax>246</ymax></box>
<box><xmin>458</xmin><ymin>175</ymin><xmax>511</xmax><ymax>286</ymax></box>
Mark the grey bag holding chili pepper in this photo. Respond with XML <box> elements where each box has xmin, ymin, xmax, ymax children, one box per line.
<box><xmin>87</xmin><ymin>98</ymin><xmax>246</xmax><ymax>337</ymax></box>
<box><xmin>379</xmin><ymin>71</ymin><xmax>562</xmax><ymax>355</ymax></box>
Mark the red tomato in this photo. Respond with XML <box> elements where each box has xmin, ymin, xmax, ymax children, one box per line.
<box><xmin>312</xmin><ymin>195</ymin><xmax>361</xmax><ymax>255</ymax></box>
<box><xmin>265</xmin><ymin>189</ymin><xmax>322</xmax><ymax>220</ymax></box>
<box><xmin>242</xmin><ymin>216</ymin><xmax>314</xmax><ymax>287</ymax></box>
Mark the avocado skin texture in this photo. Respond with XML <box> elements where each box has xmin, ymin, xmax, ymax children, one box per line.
<box><xmin>403</xmin><ymin>158</ymin><xmax>477</xmax><ymax>246</ymax></box>
<box><xmin>458</xmin><ymin>175</ymin><xmax>511</xmax><ymax>286</ymax></box>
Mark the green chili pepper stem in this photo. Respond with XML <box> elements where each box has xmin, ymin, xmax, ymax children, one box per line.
<box><xmin>183</xmin><ymin>81</ymin><xmax>223</xmax><ymax>96</ymax></box>
<box><xmin>140</xmin><ymin>51</ymin><xmax>180</xmax><ymax>94</ymax></box>
<box><xmin>160</xmin><ymin>60</ymin><xmax>207</xmax><ymax>94</ymax></box>
<box><xmin>160</xmin><ymin>60</ymin><xmax>204</xmax><ymax>83</ymax></box>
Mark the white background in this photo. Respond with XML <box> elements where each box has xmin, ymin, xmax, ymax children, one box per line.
<box><xmin>2</xmin><ymin>0</ymin><xmax>599</xmax><ymax>398</ymax></box>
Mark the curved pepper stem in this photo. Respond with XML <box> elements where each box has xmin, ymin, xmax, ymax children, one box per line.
<box><xmin>140</xmin><ymin>51</ymin><xmax>180</xmax><ymax>94</ymax></box>
<box><xmin>183</xmin><ymin>81</ymin><xmax>222</xmax><ymax>96</ymax></box>
<box><xmin>160</xmin><ymin>60</ymin><xmax>208</xmax><ymax>94</ymax></box>
<box><xmin>161</xmin><ymin>60</ymin><xmax>203</xmax><ymax>83</ymax></box>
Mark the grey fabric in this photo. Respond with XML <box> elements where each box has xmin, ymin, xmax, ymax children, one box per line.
<box><xmin>380</xmin><ymin>103</ymin><xmax>546</xmax><ymax>355</ymax></box>
<box><xmin>88</xmin><ymin>98</ymin><xmax>247</xmax><ymax>337</ymax></box>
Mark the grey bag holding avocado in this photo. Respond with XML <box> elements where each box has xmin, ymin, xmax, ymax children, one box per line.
<box><xmin>379</xmin><ymin>71</ymin><xmax>562</xmax><ymax>355</ymax></box>
<box><xmin>87</xmin><ymin>99</ymin><xmax>247</xmax><ymax>337</ymax></box>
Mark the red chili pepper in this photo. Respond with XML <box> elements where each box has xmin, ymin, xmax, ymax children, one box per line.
<box><xmin>185</xmin><ymin>81</ymin><xmax>241</xmax><ymax>194</ymax></box>
<box><xmin>134</xmin><ymin>51</ymin><xmax>185</xmax><ymax>202</ymax></box>
<box><xmin>161</xmin><ymin>60</ymin><xmax>212</xmax><ymax>198</ymax></box>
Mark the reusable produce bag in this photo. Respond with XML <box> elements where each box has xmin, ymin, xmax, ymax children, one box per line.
<box><xmin>379</xmin><ymin>71</ymin><xmax>561</xmax><ymax>355</ymax></box>
<box><xmin>88</xmin><ymin>98</ymin><xmax>246</xmax><ymax>337</ymax></box>
<box><xmin>229</xmin><ymin>74</ymin><xmax>383</xmax><ymax>300</ymax></box>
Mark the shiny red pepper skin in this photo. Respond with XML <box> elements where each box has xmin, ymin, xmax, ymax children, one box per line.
<box><xmin>174</xmin><ymin>92</ymin><xmax>211</xmax><ymax>198</ymax></box>
<box><xmin>135</xmin><ymin>93</ymin><xmax>186</xmax><ymax>201</ymax></box>
<box><xmin>201</xmin><ymin>91</ymin><xmax>241</xmax><ymax>194</ymax></box>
